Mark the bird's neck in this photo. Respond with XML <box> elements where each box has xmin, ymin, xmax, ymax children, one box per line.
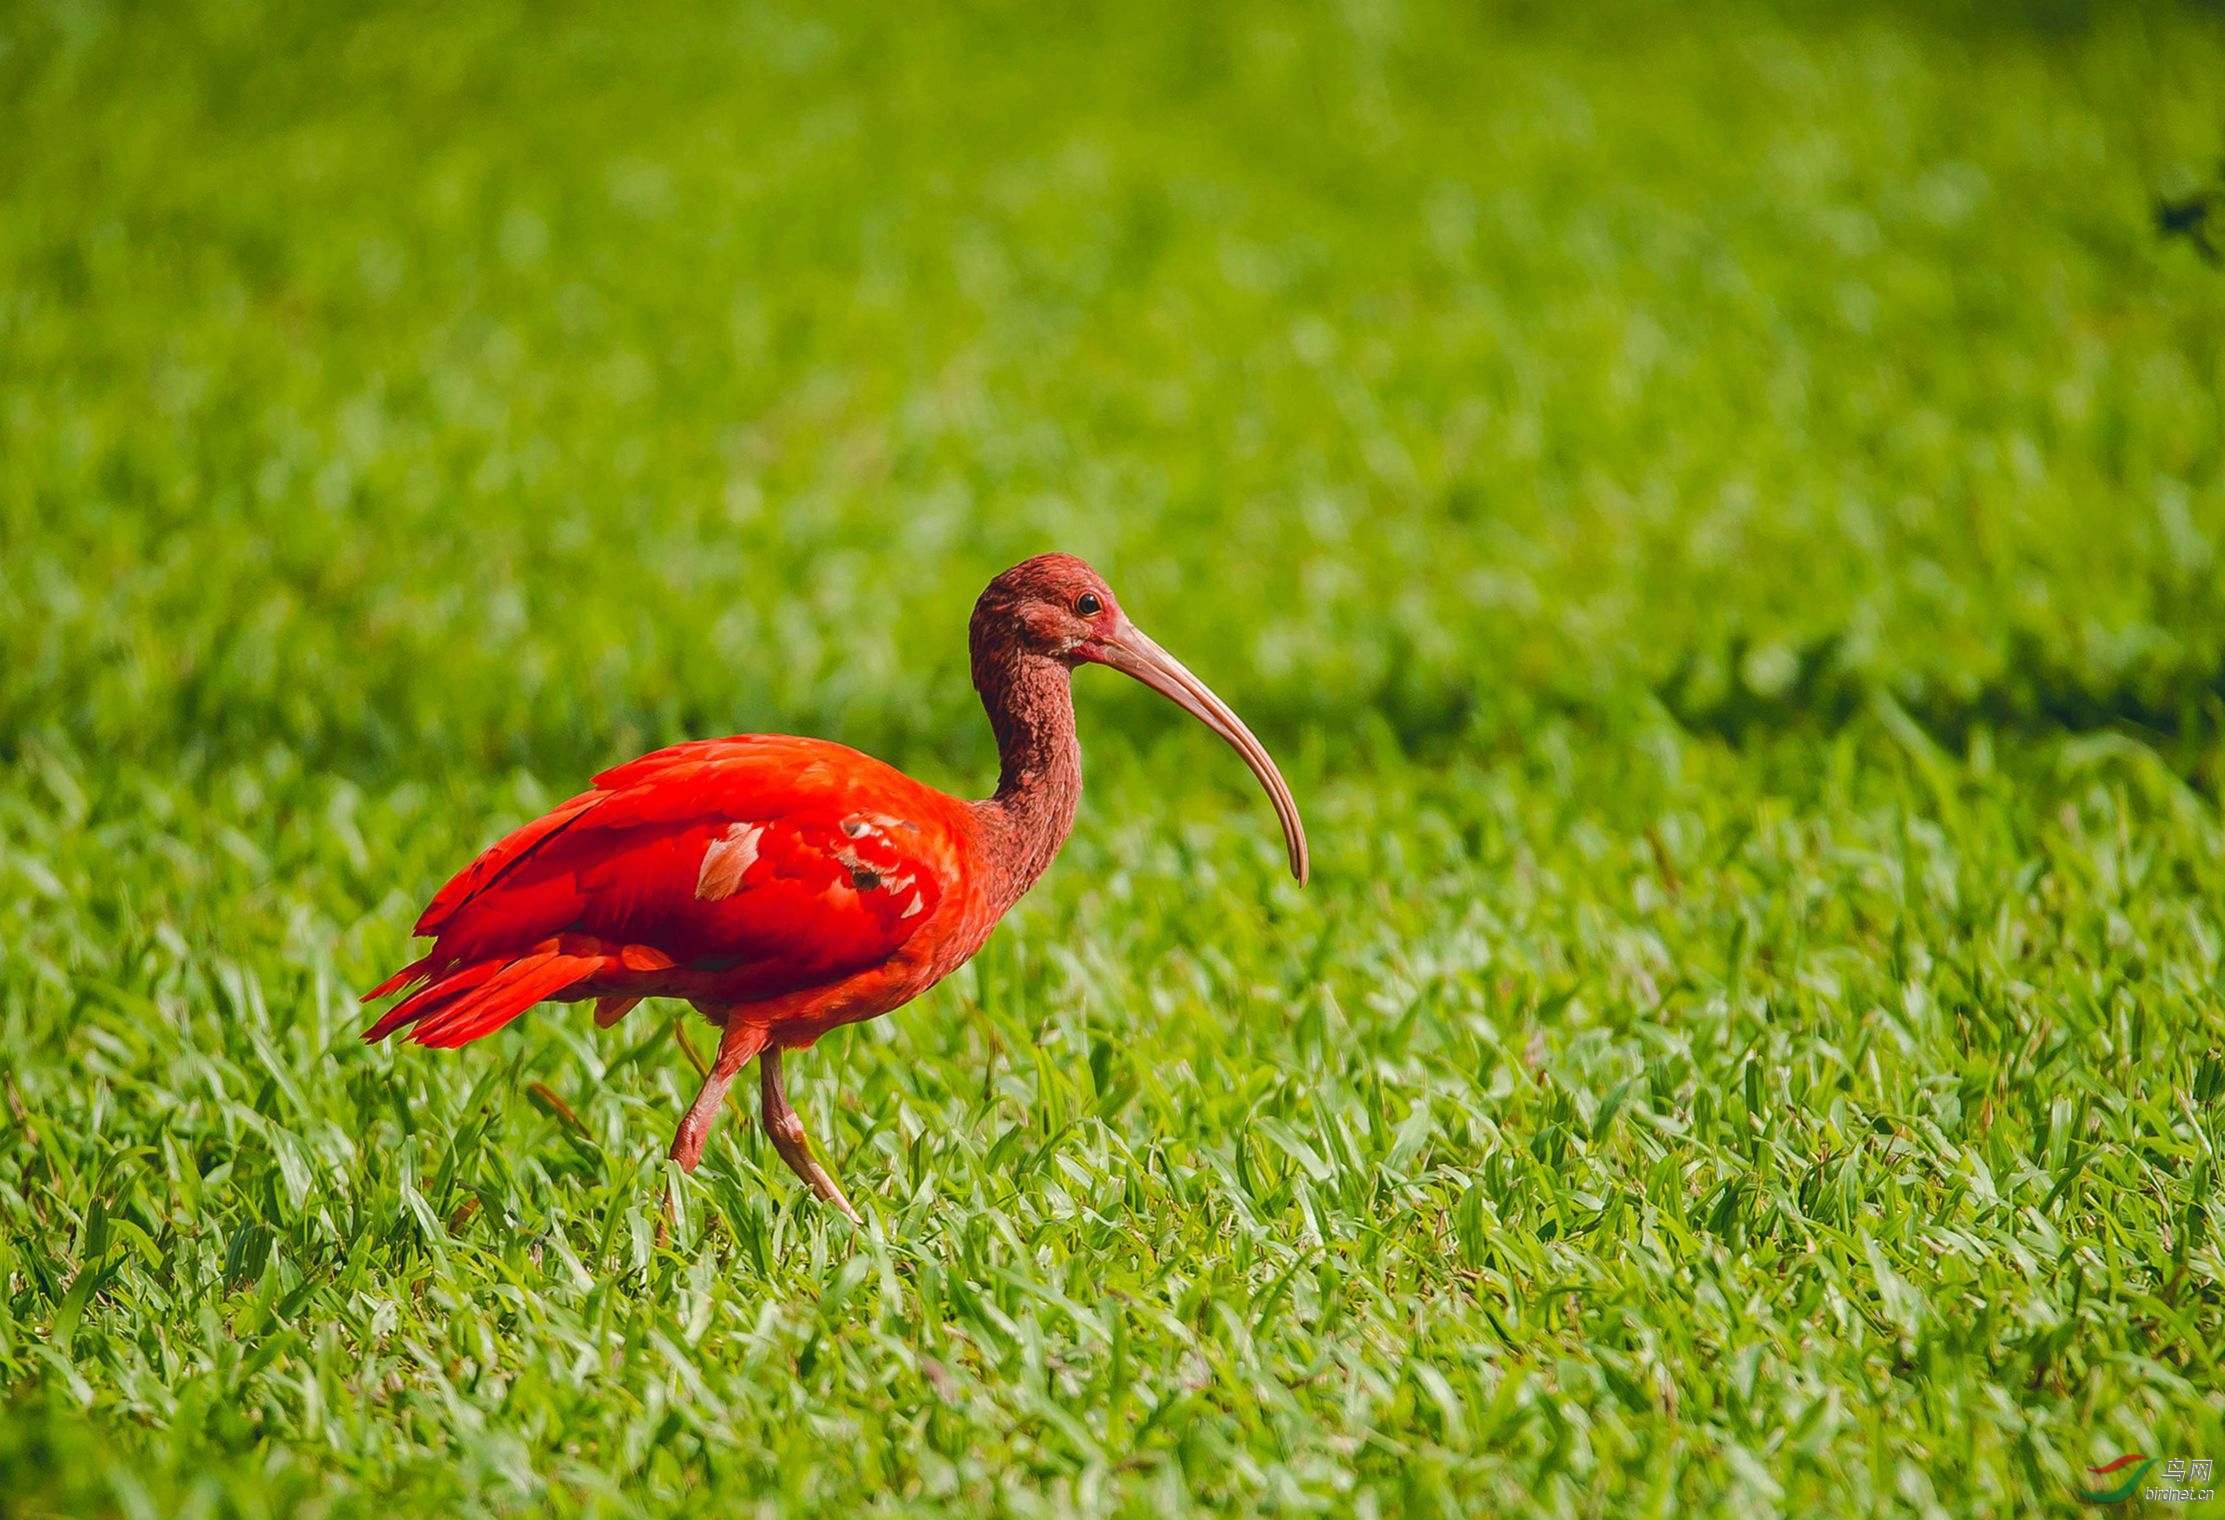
<box><xmin>971</xmin><ymin>649</ymin><xmax>1082</xmax><ymax>915</ymax></box>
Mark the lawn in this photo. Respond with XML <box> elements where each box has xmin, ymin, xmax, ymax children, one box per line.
<box><xmin>4</xmin><ymin>0</ymin><xmax>2225</xmax><ymax>1513</ymax></box>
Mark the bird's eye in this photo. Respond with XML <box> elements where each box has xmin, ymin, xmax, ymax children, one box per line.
<box><xmin>1075</xmin><ymin>592</ymin><xmax>1102</xmax><ymax>616</ymax></box>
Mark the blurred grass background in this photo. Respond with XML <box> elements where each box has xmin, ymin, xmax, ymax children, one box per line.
<box><xmin>8</xmin><ymin>0</ymin><xmax>2223</xmax><ymax>778</ymax></box>
<box><xmin>4</xmin><ymin>0</ymin><xmax>2225</xmax><ymax>1515</ymax></box>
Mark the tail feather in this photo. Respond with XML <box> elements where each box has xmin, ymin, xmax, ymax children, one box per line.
<box><xmin>362</xmin><ymin>959</ymin><xmax>504</xmax><ymax>1042</ymax></box>
<box><xmin>363</xmin><ymin>955</ymin><xmax>433</xmax><ymax>1003</ymax></box>
<box><xmin>364</xmin><ymin>953</ymin><xmax>600</xmax><ymax>1048</ymax></box>
<box><xmin>414</xmin><ymin>955</ymin><xmax>600</xmax><ymax>1048</ymax></box>
<box><xmin>361</xmin><ymin>931</ymin><xmax>678</xmax><ymax>1048</ymax></box>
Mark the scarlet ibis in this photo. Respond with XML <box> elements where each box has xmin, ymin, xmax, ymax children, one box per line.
<box><xmin>363</xmin><ymin>553</ymin><xmax>1308</xmax><ymax>1220</ymax></box>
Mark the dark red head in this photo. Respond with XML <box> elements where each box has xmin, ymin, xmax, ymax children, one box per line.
<box><xmin>968</xmin><ymin>552</ymin><xmax>1122</xmax><ymax>665</ymax></box>
<box><xmin>970</xmin><ymin>553</ymin><xmax>1309</xmax><ymax>884</ymax></box>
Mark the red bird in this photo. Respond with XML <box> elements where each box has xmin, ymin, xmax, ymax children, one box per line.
<box><xmin>364</xmin><ymin>554</ymin><xmax>1308</xmax><ymax>1220</ymax></box>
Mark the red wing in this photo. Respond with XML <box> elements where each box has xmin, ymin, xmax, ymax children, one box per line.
<box><xmin>414</xmin><ymin>786</ymin><xmax>603</xmax><ymax>937</ymax></box>
<box><xmin>375</xmin><ymin>735</ymin><xmax>965</xmax><ymax>1010</ymax></box>
<box><xmin>413</xmin><ymin>735</ymin><xmax>867</xmax><ymax>938</ymax></box>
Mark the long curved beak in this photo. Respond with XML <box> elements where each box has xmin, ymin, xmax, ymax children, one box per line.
<box><xmin>1085</xmin><ymin>621</ymin><xmax>1310</xmax><ymax>885</ymax></box>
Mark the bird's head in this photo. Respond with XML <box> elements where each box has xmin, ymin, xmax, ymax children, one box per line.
<box><xmin>972</xmin><ymin>553</ymin><xmax>1310</xmax><ymax>884</ymax></box>
<box><xmin>970</xmin><ymin>552</ymin><xmax>1120</xmax><ymax>663</ymax></box>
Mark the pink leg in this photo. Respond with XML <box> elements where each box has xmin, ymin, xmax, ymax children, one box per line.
<box><xmin>670</xmin><ymin>1020</ymin><xmax>769</xmax><ymax>1171</ymax></box>
<box><xmin>759</xmin><ymin>1047</ymin><xmax>861</xmax><ymax>1222</ymax></box>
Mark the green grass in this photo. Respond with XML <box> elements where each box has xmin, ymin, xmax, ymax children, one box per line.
<box><xmin>5</xmin><ymin>0</ymin><xmax>2225</xmax><ymax>1514</ymax></box>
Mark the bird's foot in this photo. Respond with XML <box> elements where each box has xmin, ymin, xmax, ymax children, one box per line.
<box><xmin>792</xmin><ymin>1150</ymin><xmax>862</xmax><ymax>1224</ymax></box>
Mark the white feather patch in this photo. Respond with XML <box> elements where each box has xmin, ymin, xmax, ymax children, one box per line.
<box><xmin>695</xmin><ymin>822</ymin><xmax>765</xmax><ymax>901</ymax></box>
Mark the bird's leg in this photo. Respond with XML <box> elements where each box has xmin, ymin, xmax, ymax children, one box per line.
<box><xmin>670</xmin><ymin>1019</ymin><xmax>767</xmax><ymax>1172</ymax></box>
<box><xmin>758</xmin><ymin>1047</ymin><xmax>862</xmax><ymax>1223</ymax></box>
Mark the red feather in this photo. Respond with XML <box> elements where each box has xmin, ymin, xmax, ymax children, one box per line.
<box><xmin>364</xmin><ymin>735</ymin><xmax>976</xmax><ymax>1046</ymax></box>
